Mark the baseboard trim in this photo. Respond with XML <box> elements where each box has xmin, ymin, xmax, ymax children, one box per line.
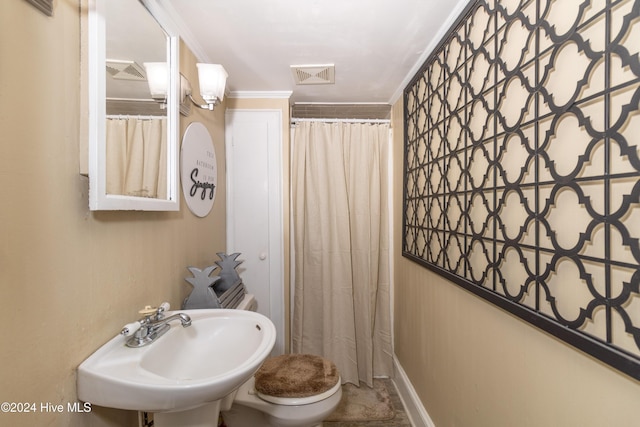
<box><xmin>392</xmin><ymin>356</ymin><xmax>436</xmax><ymax>427</ymax></box>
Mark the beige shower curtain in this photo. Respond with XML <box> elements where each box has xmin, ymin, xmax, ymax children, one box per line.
<box><xmin>105</xmin><ymin>117</ymin><xmax>167</xmax><ymax>198</ymax></box>
<box><xmin>291</xmin><ymin>120</ymin><xmax>393</xmax><ymax>387</ymax></box>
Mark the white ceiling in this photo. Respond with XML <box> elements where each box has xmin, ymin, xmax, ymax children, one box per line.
<box><xmin>160</xmin><ymin>0</ymin><xmax>471</xmax><ymax>104</ymax></box>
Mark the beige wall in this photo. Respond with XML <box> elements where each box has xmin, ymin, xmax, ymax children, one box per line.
<box><xmin>0</xmin><ymin>2</ymin><xmax>226</xmax><ymax>426</ymax></box>
<box><xmin>391</xmin><ymin>100</ymin><xmax>640</xmax><ymax>427</ymax></box>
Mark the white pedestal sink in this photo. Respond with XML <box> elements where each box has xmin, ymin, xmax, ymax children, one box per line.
<box><xmin>77</xmin><ymin>309</ymin><xmax>276</xmax><ymax>427</ymax></box>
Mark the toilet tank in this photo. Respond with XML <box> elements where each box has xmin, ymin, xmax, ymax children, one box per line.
<box><xmin>236</xmin><ymin>294</ymin><xmax>258</xmax><ymax>312</ymax></box>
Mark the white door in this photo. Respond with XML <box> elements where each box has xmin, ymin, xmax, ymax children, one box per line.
<box><xmin>225</xmin><ymin>109</ymin><xmax>284</xmax><ymax>355</ymax></box>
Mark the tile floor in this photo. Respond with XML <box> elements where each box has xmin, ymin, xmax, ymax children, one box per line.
<box><xmin>323</xmin><ymin>378</ymin><xmax>412</xmax><ymax>427</ymax></box>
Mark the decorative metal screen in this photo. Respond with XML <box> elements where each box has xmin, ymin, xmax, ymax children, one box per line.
<box><xmin>402</xmin><ymin>0</ymin><xmax>640</xmax><ymax>379</ymax></box>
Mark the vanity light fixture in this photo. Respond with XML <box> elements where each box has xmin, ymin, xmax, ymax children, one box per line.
<box><xmin>190</xmin><ymin>63</ymin><xmax>228</xmax><ymax>111</ymax></box>
<box><xmin>144</xmin><ymin>62</ymin><xmax>228</xmax><ymax>116</ymax></box>
<box><xmin>143</xmin><ymin>62</ymin><xmax>169</xmax><ymax>108</ymax></box>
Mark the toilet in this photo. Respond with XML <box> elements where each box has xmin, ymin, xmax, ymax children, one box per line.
<box><xmin>220</xmin><ymin>294</ymin><xmax>342</xmax><ymax>427</ymax></box>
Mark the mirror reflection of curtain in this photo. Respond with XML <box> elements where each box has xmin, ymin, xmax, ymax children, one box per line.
<box><xmin>105</xmin><ymin>117</ymin><xmax>167</xmax><ymax>198</ymax></box>
<box><xmin>291</xmin><ymin>120</ymin><xmax>393</xmax><ymax>387</ymax></box>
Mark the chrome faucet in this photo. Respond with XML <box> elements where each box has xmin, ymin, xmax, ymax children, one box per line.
<box><xmin>121</xmin><ymin>303</ymin><xmax>192</xmax><ymax>348</ymax></box>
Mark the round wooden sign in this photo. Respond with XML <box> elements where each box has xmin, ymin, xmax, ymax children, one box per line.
<box><xmin>181</xmin><ymin>122</ymin><xmax>217</xmax><ymax>217</ymax></box>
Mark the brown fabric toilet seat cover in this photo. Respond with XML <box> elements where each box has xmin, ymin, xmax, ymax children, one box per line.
<box><xmin>254</xmin><ymin>354</ymin><xmax>339</xmax><ymax>398</ymax></box>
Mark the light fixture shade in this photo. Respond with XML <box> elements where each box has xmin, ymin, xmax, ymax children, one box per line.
<box><xmin>143</xmin><ymin>62</ymin><xmax>169</xmax><ymax>100</ymax></box>
<box><xmin>196</xmin><ymin>63</ymin><xmax>228</xmax><ymax>103</ymax></box>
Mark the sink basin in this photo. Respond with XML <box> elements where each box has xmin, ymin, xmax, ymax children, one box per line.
<box><xmin>77</xmin><ymin>309</ymin><xmax>276</xmax><ymax>413</ymax></box>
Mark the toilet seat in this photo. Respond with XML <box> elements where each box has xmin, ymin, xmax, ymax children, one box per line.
<box><xmin>257</xmin><ymin>377</ymin><xmax>341</xmax><ymax>406</ymax></box>
<box><xmin>254</xmin><ymin>354</ymin><xmax>340</xmax><ymax>406</ymax></box>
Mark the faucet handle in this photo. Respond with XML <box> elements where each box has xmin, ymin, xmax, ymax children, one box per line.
<box><xmin>121</xmin><ymin>321</ymin><xmax>142</xmax><ymax>336</ymax></box>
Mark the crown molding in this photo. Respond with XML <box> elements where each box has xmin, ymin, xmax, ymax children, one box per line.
<box><xmin>228</xmin><ymin>91</ymin><xmax>293</xmax><ymax>99</ymax></box>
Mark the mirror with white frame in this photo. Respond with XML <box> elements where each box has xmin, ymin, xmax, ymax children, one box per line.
<box><xmin>88</xmin><ymin>0</ymin><xmax>180</xmax><ymax>211</ymax></box>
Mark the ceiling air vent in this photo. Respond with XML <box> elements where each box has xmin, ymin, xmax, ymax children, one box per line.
<box><xmin>106</xmin><ymin>59</ymin><xmax>147</xmax><ymax>81</ymax></box>
<box><xmin>291</xmin><ymin>64</ymin><xmax>335</xmax><ymax>85</ymax></box>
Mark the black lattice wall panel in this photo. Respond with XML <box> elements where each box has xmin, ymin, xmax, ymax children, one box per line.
<box><xmin>403</xmin><ymin>0</ymin><xmax>640</xmax><ymax>379</ymax></box>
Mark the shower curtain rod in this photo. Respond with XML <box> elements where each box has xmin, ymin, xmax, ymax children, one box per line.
<box><xmin>106</xmin><ymin>114</ymin><xmax>165</xmax><ymax>120</ymax></box>
<box><xmin>291</xmin><ymin>117</ymin><xmax>390</xmax><ymax>124</ymax></box>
